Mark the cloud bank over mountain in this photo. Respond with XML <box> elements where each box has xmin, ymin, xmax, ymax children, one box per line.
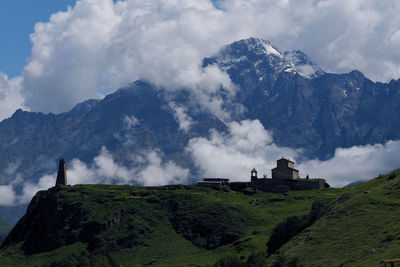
<box><xmin>187</xmin><ymin>120</ymin><xmax>400</xmax><ymax>187</ymax></box>
<box><xmin>0</xmin><ymin>147</ymin><xmax>189</xmax><ymax>206</ymax></box>
<box><xmin>2</xmin><ymin>119</ymin><xmax>400</xmax><ymax>206</ymax></box>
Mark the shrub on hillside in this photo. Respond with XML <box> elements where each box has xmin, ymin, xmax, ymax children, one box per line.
<box><xmin>213</xmin><ymin>255</ymin><xmax>242</xmax><ymax>267</ymax></box>
<box><xmin>267</xmin><ymin>200</ymin><xmax>330</xmax><ymax>255</ymax></box>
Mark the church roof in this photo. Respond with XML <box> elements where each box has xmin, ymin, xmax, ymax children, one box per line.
<box><xmin>271</xmin><ymin>166</ymin><xmax>299</xmax><ymax>172</ymax></box>
<box><xmin>251</xmin><ymin>168</ymin><xmax>257</xmax><ymax>172</ymax></box>
<box><xmin>278</xmin><ymin>157</ymin><xmax>294</xmax><ymax>163</ymax></box>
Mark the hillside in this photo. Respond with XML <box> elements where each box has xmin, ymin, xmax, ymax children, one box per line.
<box><xmin>265</xmin><ymin>170</ymin><xmax>400</xmax><ymax>266</ymax></box>
<box><xmin>0</xmin><ymin>218</ymin><xmax>11</xmax><ymax>244</ymax></box>
<box><xmin>2</xmin><ymin>171</ymin><xmax>400</xmax><ymax>266</ymax></box>
<box><xmin>0</xmin><ymin>183</ymin><xmax>339</xmax><ymax>266</ymax></box>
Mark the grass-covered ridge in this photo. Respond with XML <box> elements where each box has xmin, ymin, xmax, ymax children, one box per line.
<box><xmin>265</xmin><ymin>169</ymin><xmax>400</xmax><ymax>266</ymax></box>
<box><xmin>2</xmin><ymin>170</ymin><xmax>400</xmax><ymax>267</ymax></box>
<box><xmin>0</xmin><ymin>183</ymin><xmax>339</xmax><ymax>266</ymax></box>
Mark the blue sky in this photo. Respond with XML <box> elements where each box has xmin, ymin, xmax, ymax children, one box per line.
<box><xmin>0</xmin><ymin>0</ymin><xmax>77</xmax><ymax>78</ymax></box>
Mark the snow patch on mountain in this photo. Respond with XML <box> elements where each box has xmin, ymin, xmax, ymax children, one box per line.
<box><xmin>207</xmin><ymin>38</ymin><xmax>324</xmax><ymax>80</ymax></box>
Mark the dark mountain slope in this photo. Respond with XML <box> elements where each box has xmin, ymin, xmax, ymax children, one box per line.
<box><xmin>0</xmin><ymin>80</ymin><xmax>226</xmax><ymax>185</ymax></box>
<box><xmin>205</xmin><ymin>38</ymin><xmax>400</xmax><ymax>158</ymax></box>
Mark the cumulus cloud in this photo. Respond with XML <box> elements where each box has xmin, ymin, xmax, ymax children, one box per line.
<box><xmin>0</xmin><ymin>146</ymin><xmax>189</xmax><ymax>206</ymax></box>
<box><xmin>187</xmin><ymin>119</ymin><xmax>400</xmax><ymax>187</ymax></box>
<box><xmin>21</xmin><ymin>0</ymin><xmax>236</xmax><ymax>115</ymax></box>
<box><xmin>298</xmin><ymin>141</ymin><xmax>400</xmax><ymax>187</ymax></box>
<box><xmin>169</xmin><ymin>102</ymin><xmax>193</xmax><ymax>132</ymax></box>
<box><xmin>10</xmin><ymin>0</ymin><xmax>398</xmax><ymax>117</ymax></box>
<box><xmin>123</xmin><ymin>115</ymin><xmax>139</xmax><ymax>129</ymax></box>
<box><xmin>0</xmin><ymin>185</ymin><xmax>17</xmax><ymax>206</ymax></box>
<box><xmin>0</xmin><ymin>72</ymin><xmax>25</xmax><ymax>120</ymax></box>
<box><xmin>187</xmin><ymin>119</ymin><xmax>299</xmax><ymax>181</ymax></box>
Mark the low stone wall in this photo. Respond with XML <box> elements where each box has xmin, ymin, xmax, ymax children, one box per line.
<box><xmin>229</xmin><ymin>182</ymin><xmax>249</xmax><ymax>191</ymax></box>
<box><xmin>286</xmin><ymin>179</ymin><xmax>326</xmax><ymax>191</ymax></box>
<box><xmin>250</xmin><ymin>178</ymin><xmax>326</xmax><ymax>192</ymax></box>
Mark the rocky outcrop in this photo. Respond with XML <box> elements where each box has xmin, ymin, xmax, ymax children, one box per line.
<box><xmin>1</xmin><ymin>186</ymin><xmax>125</xmax><ymax>254</ymax></box>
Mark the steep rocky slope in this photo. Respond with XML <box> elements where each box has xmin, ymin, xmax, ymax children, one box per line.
<box><xmin>205</xmin><ymin>38</ymin><xmax>400</xmax><ymax>158</ymax></box>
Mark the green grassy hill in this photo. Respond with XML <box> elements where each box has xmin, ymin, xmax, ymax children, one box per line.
<box><xmin>265</xmin><ymin>170</ymin><xmax>400</xmax><ymax>266</ymax></box>
<box><xmin>0</xmin><ymin>183</ymin><xmax>340</xmax><ymax>266</ymax></box>
<box><xmin>0</xmin><ymin>171</ymin><xmax>400</xmax><ymax>266</ymax></box>
<box><xmin>0</xmin><ymin>218</ymin><xmax>11</xmax><ymax>245</ymax></box>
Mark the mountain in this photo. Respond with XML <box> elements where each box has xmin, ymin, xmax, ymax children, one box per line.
<box><xmin>2</xmin><ymin>37</ymin><xmax>400</xmax><ymax>224</ymax></box>
<box><xmin>204</xmin><ymin>37</ymin><xmax>400</xmax><ymax>158</ymax></box>
<box><xmin>1</xmin><ymin>171</ymin><xmax>400</xmax><ymax>266</ymax></box>
<box><xmin>0</xmin><ymin>80</ymin><xmax>226</xmax><ymax>184</ymax></box>
<box><xmin>343</xmin><ymin>180</ymin><xmax>365</xmax><ymax>187</ymax></box>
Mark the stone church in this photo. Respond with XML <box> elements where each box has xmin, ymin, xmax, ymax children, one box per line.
<box><xmin>199</xmin><ymin>157</ymin><xmax>327</xmax><ymax>193</ymax></box>
<box><xmin>250</xmin><ymin>158</ymin><xmax>326</xmax><ymax>192</ymax></box>
<box><xmin>271</xmin><ymin>158</ymin><xmax>299</xmax><ymax>180</ymax></box>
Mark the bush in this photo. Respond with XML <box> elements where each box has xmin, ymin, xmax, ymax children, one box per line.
<box><xmin>244</xmin><ymin>252</ymin><xmax>267</xmax><ymax>267</ymax></box>
<box><xmin>213</xmin><ymin>255</ymin><xmax>242</xmax><ymax>267</ymax></box>
<box><xmin>267</xmin><ymin>200</ymin><xmax>330</xmax><ymax>255</ymax></box>
<box><xmin>272</xmin><ymin>255</ymin><xmax>302</xmax><ymax>267</ymax></box>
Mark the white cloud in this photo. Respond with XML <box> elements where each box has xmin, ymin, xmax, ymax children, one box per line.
<box><xmin>19</xmin><ymin>174</ymin><xmax>55</xmax><ymax>204</ymax></box>
<box><xmin>298</xmin><ymin>141</ymin><xmax>400</xmax><ymax>187</ymax></box>
<box><xmin>0</xmin><ymin>0</ymin><xmax>398</xmax><ymax>119</ymax></box>
<box><xmin>187</xmin><ymin>119</ymin><xmax>400</xmax><ymax>187</ymax></box>
<box><xmin>67</xmin><ymin>147</ymin><xmax>189</xmax><ymax>186</ymax></box>
<box><xmin>0</xmin><ymin>146</ymin><xmax>189</xmax><ymax>206</ymax></box>
<box><xmin>169</xmin><ymin>102</ymin><xmax>193</xmax><ymax>132</ymax></box>
<box><xmin>0</xmin><ymin>72</ymin><xmax>25</xmax><ymax>120</ymax></box>
<box><xmin>187</xmin><ymin>119</ymin><xmax>299</xmax><ymax>181</ymax></box>
<box><xmin>0</xmin><ymin>185</ymin><xmax>16</xmax><ymax>206</ymax></box>
<box><xmin>21</xmin><ymin>0</ymin><xmax>236</xmax><ymax>115</ymax></box>
<box><xmin>123</xmin><ymin>115</ymin><xmax>139</xmax><ymax>129</ymax></box>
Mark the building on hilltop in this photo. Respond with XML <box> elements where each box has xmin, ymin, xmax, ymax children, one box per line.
<box><xmin>55</xmin><ymin>159</ymin><xmax>68</xmax><ymax>186</ymax></box>
<box><xmin>271</xmin><ymin>158</ymin><xmax>299</xmax><ymax>180</ymax></box>
<box><xmin>250</xmin><ymin>158</ymin><xmax>326</xmax><ymax>192</ymax></box>
<box><xmin>197</xmin><ymin>158</ymin><xmax>327</xmax><ymax>193</ymax></box>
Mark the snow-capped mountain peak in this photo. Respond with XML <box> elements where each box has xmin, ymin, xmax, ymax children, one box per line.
<box><xmin>204</xmin><ymin>37</ymin><xmax>324</xmax><ymax>80</ymax></box>
<box><xmin>283</xmin><ymin>50</ymin><xmax>324</xmax><ymax>78</ymax></box>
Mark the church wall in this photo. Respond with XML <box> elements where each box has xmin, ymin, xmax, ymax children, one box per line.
<box><xmin>272</xmin><ymin>168</ymin><xmax>298</xmax><ymax>180</ymax></box>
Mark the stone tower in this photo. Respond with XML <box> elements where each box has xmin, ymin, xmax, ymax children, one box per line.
<box><xmin>251</xmin><ymin>168</ymin><xmax>258</xmax><ymax>182</ymax></box>
<box><xmin>55</xmin><ymin>159</ymin><xmax>67</xmax><ymax>186</ymax></box>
